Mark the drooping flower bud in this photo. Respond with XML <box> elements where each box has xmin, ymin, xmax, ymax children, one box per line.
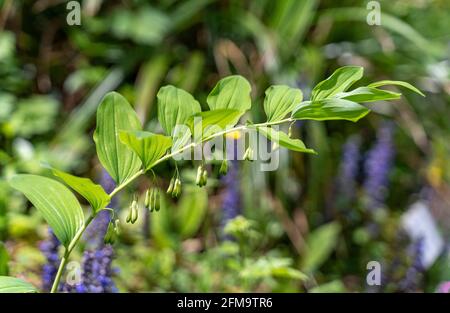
<box><xmin>127</xmin><ymin>199</ymin><xmax>139</xmax><ymax>224</ymax></box>
<box><xmin>153</xmin><ymin>188</ymin><xmax>161</xmax><ymax>212</ymax></box>
<box><xmin>172</xmin><ymin>178</ymin><xmax>181</xmax><ymax>198</ymax></box>
<box><xmin>144</xmin><ymin>189</ymin><xmax>151</xmax><ymax>209</ymax></box>
<box><xmin>219</xmin><ymin>159</ymin><xmax>228</xmax><ymax>176</ymax></box>
<box><xmin>166</xmin><ymin>177</ymin><xmax>175</xmax><ymax>195</ymax></box>
<box><xmin>104</xmin><ymin>220</ymin><xmax>116</xmax><ymax>245</ymax></box>
<box><xmin>196</xmin><ymin>165</ymin><xmax>204</xmax><ymax>187</ymax></box>
<box><xmin>201</xmin><ymin>169</ymin><xmax>208</xmax><ymax>187</ymax></box>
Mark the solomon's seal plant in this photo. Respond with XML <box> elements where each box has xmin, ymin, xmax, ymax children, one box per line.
<box><xmin>0</xmin><ymin>66</ymin><xmax>423</xmax><ymax>293</ymax></box>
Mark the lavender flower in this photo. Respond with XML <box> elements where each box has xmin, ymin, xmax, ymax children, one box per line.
<box><xmin>39</xmin><ymin>228</ymin><xmax>60</xmax><ymax>292</ymax></box>
<box><xmin>363</xmin><ymin>122</ymin><xmax>395</xmax><ymax>210</ymax></box>
<box><xmin>399</xmin><ymin>237</ymin><xmax>425</xmax><ymax>292</ymax></box>
<box><xmin>78</xmin><ymin>245</ymin><xmax>118</xmax><ymax>293</ymax></box>
<box><xmin>337</xmin><ymin>135</ymin><xmax>361</xmax><ymax>199</ymax></box>
<box><xmin>220</xmin><ymin>159</ymin><xmax>240</xmax><ymax>240</ymax></box>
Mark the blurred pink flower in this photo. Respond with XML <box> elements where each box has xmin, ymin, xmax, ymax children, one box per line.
<box><xmin>437</xmin><ymin>281</ymin><xmax>450</xmax><ymax>293</ymax></box>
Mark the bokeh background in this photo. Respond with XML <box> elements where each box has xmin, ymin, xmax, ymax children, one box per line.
<box><xmin>0</xmin><ymin>0</ymin><xmax>449</xmax><ymax>292</ymax></box>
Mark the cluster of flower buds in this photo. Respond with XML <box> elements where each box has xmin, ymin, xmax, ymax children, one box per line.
<box><xmin>145</xmin><ymin>187</ymin><xmax>161</xmax><ymax>212</ymax></box>
<box><xmin>219</xmin><ymin>159</ymin><xmax>228</xmax><ymax>176</ymax></box>
<box><xmin>126</xmin><ymin>197</ymin><xmax>139</xmax><ymax>224</ymax></box>
<box><xmin>196</xmin><ymin>164</ymin><xmax>208</xmax><ymax>187</ymax></box>
<box><xmin>167</xmin><ymin>175</ymin><xmax>181</xmax><ymax>198</ymax></box>
<box><xmin>104</xmin><ymin>219</ymin><xmax>120</xmax><ymax>245</ymax></box>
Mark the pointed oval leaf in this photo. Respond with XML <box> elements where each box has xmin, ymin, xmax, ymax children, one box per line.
<box><xmin>311</xmin><ymin>66</ymin><xmax>363</xmax><ymax>101</ymax></box>
<box><xmin>292</xmin><ymin>99</ymin><xmax>370</xmax><ymax>122</ymax></box>
<box><xmin>157</xmin><ymin>85</ymin><xmax>201</xmax><ymax>136</ymax></box>
<box><xmin>302</xmin><ymin>222</ymin><xmax>341</xmax><ymax>273</ymax></box>
<box><xmin>336</xmin><ymin>87</ymin><xmax>401</xmax><ymax>102</ymax></box>
<box><xmin>51</xmin><ymin>169</ymin><xmax>110</xmax><ymax>213</ymax></box>
<box><xmin>367</xmin><ymin>80</ymin><xmax>425</xmax><ymax>97</ymax></box>
<box><xmin>264</xmin><ymin>85</ymin><xmax>303</xmax><ymax>122</ymax></box>
<box><xmin>0</xmin><ymin>276</ymin><xmax>38</xmax><ymax>293</ymax></box>
<box><xmin>207</xmin><ymin>75</ymin><xmax>252</xmax><ymax>112</ymax></box>
<box><xmin>187</xmin><ymin>109</ymin><xmax>243</xmax><ymax>140</ymax></box>
<box><xmin>119</xmin><ymin>130</ymin><xmax>173</xmax><ymax>170</ymax></box>
<box><xmin>257</xmin><ymin>126</ymin><xmax>316</xmax><ymax>154</ymax></box>
<box><xmin>94</xmin><ymin>92</ymin><xmax>142</xmax><ymax>184</ymax></box>
<box><xmin>9</xmin><ymin>175</ymin><xmax>84</xmax><ymax>247</ymax></box>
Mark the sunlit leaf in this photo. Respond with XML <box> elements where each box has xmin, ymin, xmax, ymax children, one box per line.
<box><xmin>94</xmin><ymin>92</ymin><xmax>142</xmax><ymax>184</ymax></box>
<box><xmin>157</xmin><ymin>85</ymin><xmax>201</xmax><ymax>136</ymax></box>
<box><xmin>368</xmin><ymin>80</ymin><xmax>425</xmax><ymax>97</ymax></box>
<box><xmin>0</xmin><ymin>276</ymin><xmax>38</xmax><ymax>293</ymax></box>
<box><xmin>256</xmin><ymin>126</ymin><xmax>316</xmax><ymax>154</ymax></box>
<box><xmin>311</xmin><ymin>66</ymin><xmax>363</xmax><ymax>101</ymax></box>
<box><xmin>9</xmin><ymin>175</ymin><xmax>84</xmax><ymax>247</ymax></box>
<box><xmin>263</xmin><ymin>85</ymin><xmax>302</xmax><ymax>122</ymax></box>
<box><xmin>51</xmin><ymin>168</ymin><xmax>110</xmax><ymax>213</ymax></box>
<box><xmin>336</xmin><ymin>86</ymin><xmax>401</xmax><ymax>102</ymax></box>
<box><xmin>207</xmin><ymin>75</ymin><xmax>252</xmax><ymax>112</ymax></box>
<box><xmin>119</xmin><ymin>130</ymin><xmax>172</xmax><ymax>170</ymax></box>
<box><xmin>292</xmin><ymin>99</ymin><xmax>370</xmax><ymax>122</ymax></box>
<box><xmin>187</xmin><ymin>109</ymin><xmax>243</xmax><ymax>140</ymax></box>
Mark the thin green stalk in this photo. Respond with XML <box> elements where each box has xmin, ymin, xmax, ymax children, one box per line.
<box><xmin>50</xmin><ymin>214</ymin><xmax>95</xmax><ymax>293</ymax></box>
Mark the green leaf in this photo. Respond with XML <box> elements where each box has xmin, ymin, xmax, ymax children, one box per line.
<box><xmin>0</xmin><ymin>243</ymin><xmax>8</xmax><ymax>276</ymax></box>
<box><xmin>51</xmin><ymin>169</ymin><xmax>110</xmax><ymax>213</ymax></box>
<box><xmin>302</xmin><ymin>222</ymin><xmax>341</xmax><ymax>273</ymax></box>
<box><xmin>256</xmin><ymin>126</ymin><xmax>316</xmax><ymax>154</ymax></box>
<box><xmin>176</xmin><ymin>186</ymin><xmax>208</xmax><ymax>239</ymax></box>
<box><xmin>172</xmin><ymin>126</ymin><xmax>193</xmax><ymax>151</ymax></box>
<box><xmin>292</xmin><ymin>99</ymin><xmax>370</xmax><ymax>122</ymax></box>
<box><xmin>311</xmin><ymin>66</ymin><xmax>363</xmax><ymax>101</ymax></box>
<box><xmin>207</xmin><ymin>75</ymin><xmax>252</xmax><ymax>112</ymax></box>
<box><xmin>0</xmin><ymin>276</ymin><xmax>38</xmax><ymax>293</ymax></box>
<box><xmin>119</xmin><ymin>130</ymin><xmax>172</xmax><ymax>170</ymax></box>
<box><xmin>368</xmin><ymin>80</ymin><xmax>425</xmax><ymax>97</ymax></box>
<box><xmin>263</xmin><ymin>85</ymin><xmax>303</xmax><ymax>122</ymax></box>
<box><xmin>336</xmin><ymin>87</ymin><xmax>401</xmax><ymax>102</ymax></box>
<box><xmin>187</xmin><ymin>109</ymin><xmax>243</xmax><ymax>140</ymax></box>
<box><xmin>157</xmin><ymin>85</ymin><xmax>201</xmax><ymax>136</ymax></box>
<box><xmin>310</xmin><ymin>280</ymin><xmax>347</xmax><ymax>293</ymax></box>
<box><xmin>9</xmin><ymin>175</ymin><xmax>84</xmax><ymax>247</ymax></box>
<box><xmin>94</xmin><ymin>92</ymin><xmax>142</xmax><ymax>184</ymax></box>
<box><xmin>241</xmin><ymin>258</ymin><xmax>308</xmax><ymax>281</ymax></box>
